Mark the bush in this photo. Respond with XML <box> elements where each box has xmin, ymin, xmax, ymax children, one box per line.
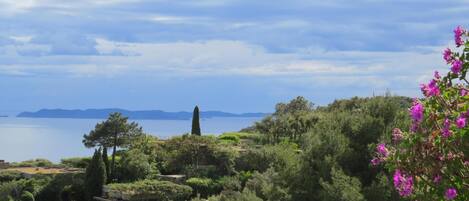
<box><xmin>11</xmin><ymin>159</ymin><xmax>55</xmax><ymax>168</ymax></box>
<box><xmin>186</xmin><ymin>177</ymin><xmax>220</xmax><ymax>198</ymax></box>
<box><xmin>204</xmin><ymin>190</ymin><xmax>263</xmax><ymax>201</ymax></box>
<box><xmin>117</xmin><ymin>149</ymin><xmax>153</xmax><ymax>182</ymax></box>
<box><xmin>60</xmin><ymin>157</ymin><xmax>91</xmax><ymax>169</ymax></box>
<box><xmin>107</xmin><ymin>180</ymin><xmax>192</xmax><ymax>201</ymax></box>
<box><xmin>216</xmin><ymin>176</ymin><xmax>241</xmax><ymax>191</ymax></box>
<box><xmin>20</xmin><ymin>191</ymin><xmax>35</xmax><ymax>201</ymax></box>
<box><xmin>0</xmin><ymin>171</ymin><xmax>23</xmax><ymax>183</ymax></box>
<box><xmin>218</xmin><ymin>134</ymin><xmax>240</xmax><ymax>144</ymax></box>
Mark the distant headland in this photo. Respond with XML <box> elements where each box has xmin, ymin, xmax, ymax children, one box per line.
<box><xmin>17</xmin><ymin>109</ymin><xmax>269</xmax><ymax>120</ymax></box>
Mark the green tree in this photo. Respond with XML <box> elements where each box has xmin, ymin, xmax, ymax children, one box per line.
<box><xmin>102</xmin><ymin>147</ymin><xmax>110</xmax><ymax>182</ymax></box>
<box><xmin>192</xmin><ymin>106</ymin><xmax>201</xmax><ymax>135</ymax></box>
<box><xmin>84</xmin><ymin>149</ymin><xmax>107</xmax><ymax>201</ymax></box>
<box><xmin>83</xmin><ymin>112</ymin><xmax>143</xmax><ymax>181</ymax></box>
<box><xmin>20</xmin><ymin>191</ymin><xmax>34</xmax><ymax>201</ymax></box>
<box><xmin>319</xmin><ymin>167</ymin><xmax>365</xmax><ymax>201</ymax></box>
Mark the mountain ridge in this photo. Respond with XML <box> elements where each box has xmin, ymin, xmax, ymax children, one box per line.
<box><xmin>17</xmin><ymin>108</ymin><xmax>269</xmax><ymax>120</ymax></box>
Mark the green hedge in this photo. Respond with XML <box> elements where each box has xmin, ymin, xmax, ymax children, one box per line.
<box><xmin>0</xmin><ymin>171</ymin><xmax>23</xmax><ymax>183</ymax></box>
<box><xmin>186</xmin><ymin>177</ymin><xmax>220</xmax><ymax>198</ymax></box>
<box><xmin>218</xmin><ymin>134</ymin><xmax>240</xmax><ymax>144</ymax></box>
<box><xmin>107</xmin><ymin>180</ymin><xmax>192</xmax><ymax>201</ymax></box>
<box><xmin>60</xmin><ymin>157</ymin><xmax>91</xmax><ymax>169</ymax></box>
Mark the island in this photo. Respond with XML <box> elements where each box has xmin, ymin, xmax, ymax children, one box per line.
<box><xmin>17</xmin><ymin>108</ymin><xmax>269</xmax><ymax>120</ymax></box>
<box><xmin>0</xmin><ymin>115</ymin><xmax>7</xmax><ymax>118</ymax></box>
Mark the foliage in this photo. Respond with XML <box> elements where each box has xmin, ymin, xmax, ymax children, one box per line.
<box><xmin>163</xmin><ymin>135</ymin><xmax>236</xmax><ymax>177</ymax></box>
<box><xmin>0</xmin><ymin>171</ymin><xmax>24</xmax><ymax>183</ymax></box>
<box><xmin>375</xmin><ymin>26</ymin><xmax>469</xmax><ymax>201</ymax></box>
<box><xmin>82</xmin><ymin>112</ymin><xmax>143</xmax><ymax>181</ymax></box>
<box><xmin>106</xmin><ymin>180</ymin><xmax>192</xmax><ymax>201</ymax></box>
<box><xmin>319</xmin><ymin>167</ymin><xmax>365</xmax><ymax>201</ymax></box>
<box><xmin>10</xmin><ymin>159</ymin><xmax>55</xmax><ymax>168</ymax></box>
<box><xmin>20</xmin><ymin>191</ymin><xmax>34</xmax><ymax>201</ymax></box>
<box><xmin>218</xmin><ymin>134</ymin><xmax>240</xmax><ymax>144</ymax></box>
<box><xmin>84</xmin><ymin>149</ymin><xmax>106</xmax><ymax>201</ymax></box>
<box><xmin>60</xmin><ymin>158</ymin><xmax>91</xmax><ymax>169</ymax></box>
<box><xmin>186</xmin><ymin>177</ymin><xmax>220</xmax><ymax>198</ymax></box>
<box><xmin>254</xmin><ymin>96</ymin><xmax>318</xmax><ymax>143</ymax></box>
<box><xmin>192</xmin><ymin>106</ymin><xmax>201</xmax><ymax>136</ymax></box>
<box><xmin>244</xmin><ymin>168</ymin><xmax>291</xmax><ymax>201</ymax></box>
<box><xmin>117</xmin><ymin>149</ymin><xmax>153</xmax><ymax>182</ymax></box>
<box><xmin>199</xmin><ymin>190</ymin><xmax>262</xmax><ymax>201</ymax></box>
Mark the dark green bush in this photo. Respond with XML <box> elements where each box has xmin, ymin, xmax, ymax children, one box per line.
<box><xmin>186</xmin><ymin>177</ymin><xmax>220</xmax><ymax>198</ymax></box>
<box><xmin>0</xmin><ymin>171</ymin><xmax>23</xmax><ymax>183</ymax></box>
<box><xmin>107</xmin><ymin>180</ymin><xmax>192</xmax><ymax>201</ymax></box>
<box><xmin>218</xmin><ymin>134</ymin><xmax>240</xmax><ymax>144</ymax></box>
<box><xmin>60</xmin><ymin>157</ymin><xmax>91</xmax><ymax>169</ymax></box>
<box><xmin>20</xmin><ymin>191</ymin><xmax>35</xmax><ymax>201</ymax></box>
<box><xmin>11</xmin><ymin>159</ymin><xmax>55</xmax><ymax>168</ymax></box>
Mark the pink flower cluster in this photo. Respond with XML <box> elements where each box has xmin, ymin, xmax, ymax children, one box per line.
<box><xmin>443</xmin><ymin>26</ymin><xmax>466</xmax><ymax>74</ymax></box>
<box><xmin>409</xmin><ymin>100</ymin><xmax>424</xmax><ymax>132</ymax></box>
<box><xmin>442</xmin><ymin>118</ymin><xmax>452</xmax><ymax>138</ymax></box>
<box><xmin>420</xmin><ymin>79</ymin><xmax>440</xmax><ymax>97</ymax></box>
<box><xmin>445</xmin><ymin>188</ymin><xmax>457</xmax><ymax>200</ymax></box>
<box><xmin>393</xmin><ymin>169</ymin><xmax>413</xmax><ymax>197</ymax></box>
<box><xmin>454</xmin><ymin>26</ymin><xmax>465</xmax><ymax>47</ymax></box>
<box><xmin>371</xmin><ymin>143</ymin><xmax>388</xmax><ymax>166</ymax></box>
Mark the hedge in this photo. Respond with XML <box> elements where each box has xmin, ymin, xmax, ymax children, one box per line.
<box><xmin>106</xmin><ymin>180</ymin><xmax>192</xmax><ymax>201</ymax></box>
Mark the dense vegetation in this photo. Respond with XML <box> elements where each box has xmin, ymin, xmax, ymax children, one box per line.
<box><xmin>0</xmin><ymin>94</ymin><xmax>419</xmax><ymax>201</ymax></box>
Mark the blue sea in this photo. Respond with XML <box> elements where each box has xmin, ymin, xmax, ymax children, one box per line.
<box><xmin>0</xmin><ymin>117</ymin><xmax>261</xmax><ymax>162</ymax></box>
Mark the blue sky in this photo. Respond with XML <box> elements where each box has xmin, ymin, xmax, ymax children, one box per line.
<box><xmin>0</xmin><ymin>0</ymin><xmax>467</xmax><ymax>114</ymax></box>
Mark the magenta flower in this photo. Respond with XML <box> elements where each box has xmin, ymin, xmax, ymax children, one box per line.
<box><xmin>445</xmin><ymin>188</ymin><xmax>457</xmax><ymax>200</ymax></box>
<box><xmin>409</xmin><ymin>100</ymin><xmax>424</xmax><ymax>122</ymax></box>
<box><xmin>442</xmin><ymin>118</ymin><xmax>452</xmax><ymax>138</ymax></box>
<box><xmin>456</xmin><ymin>116</ymin><xmax>466</xmax><ymax>128</ymax></box>
<box><xmin>454</xmin><ymin>26</ymin><xmax>465</xmax><ymax>47</ymax></box>
<box><xmin>393</xmin><ymin>169</ymin><xmax>413</xmax><ymax>197</ymax></box>
<box><xmin>392</xmin><ymin>128</ymin><xmax>403</xmax><ymax>143</ymax></box>
<box><xmin>370</xmin><ymin>157</ymin><xmax>380</xmax><ymax>166</ymax></box>
<box><xmin>451</xmin><ymin>60</ymin><xmax>463</xmax><ymax>74</ymax></box>
<box><xmin>421</xmin><ymin>79</ymin><xmax>440</xmax><ymax>97</ymax></box>
<box><xmin>433</xmin><ymin>174</ymin><xmax>442</xmax><ymax>184</ymax></box>
<box><xmin>460</xmin><ymin>88</ymin><xmax>468</xmax><ymax>96</ymax></box>
<box><xmin>434</xmin><ymin>71</ymin><xmax>441</xmax><ymax>79</ymax></box>
<box><xmin>376</xmin><ymin>143</ymin><xmax>388</xmax><ymax>157</ymax></box>
<box><xmin>443</xmin><ymin>48</ymin><xmax>453</xmax><ymax>63</ymax></box>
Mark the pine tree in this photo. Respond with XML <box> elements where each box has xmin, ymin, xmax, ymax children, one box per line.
<box><xmin>102</xmin><ymin>146</ymin><xmax>110</xmax><ymax>183</ymax></box>
<box><xmin>84</xmin><ymin>149</ymin><xmax>107</xmax><ymax>201</ymax></box>
<box><xmin>191</xmin><ymin>106</ymin><xmax>201</xmax><ymax>135</ymax></box>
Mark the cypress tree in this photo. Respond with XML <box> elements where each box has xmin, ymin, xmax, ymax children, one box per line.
<box><xmin>102</xmin><ymin>146</ymin><xmax>110</xmax><ymax>183</ymax></box>
<box><xmin>84</xmin><ymin>149</ymin><xmax>107</xmax><ymax>201</ymax></box>
<box><xmin>191</xmin><ymin>106</ymin><xmax>201</xmax><ymax>136</ymax></box>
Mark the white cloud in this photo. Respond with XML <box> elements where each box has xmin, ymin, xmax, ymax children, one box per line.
<box><xmin>0</xmin><ymin>37</ymin><xmax>450</xmax><ymax>94</ymax></box>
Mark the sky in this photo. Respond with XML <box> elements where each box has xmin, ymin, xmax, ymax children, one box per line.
<box><xmin>0</xmin><ymin>0</ymin><xmax>468</xmax><ymax>114</ymax></box>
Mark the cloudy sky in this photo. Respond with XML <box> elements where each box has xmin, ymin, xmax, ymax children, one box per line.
<box><xmin>0</xmin><ymin>0</ymin><xmax>467</xmax><ymax>114</ymax></box>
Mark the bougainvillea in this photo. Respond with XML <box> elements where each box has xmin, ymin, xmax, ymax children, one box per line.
<box><xmin>373</xmin><ymin>26</ymin><xmax>469</xmax><ymax>201</ymax></box>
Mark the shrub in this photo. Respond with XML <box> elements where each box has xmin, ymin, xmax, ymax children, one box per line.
<box><xmin>20</xmin><ymin>191</ymin><xmax>35</xmax><ymax>201</ymax></box>
<box><xmin>204</xmin><ymin>190</ymin><xmax>263</xmax><ymax>201</ymax></box>
<box><xmin>84</xmin><ymin>149</ymin><xmax>106</xmax><ymax>201</ymax></box>
<box><xmin>60</xmin><ymin>157</ymin><xmax>91</xmax><ymax>169</ymax></box>
<box><xmin>186</xmin><ymin>177</ymin><xmax>220</xmax><ymax>198</ymax></box>
<box><xmin>11</xmin><ymin>159</ymin><xmax>55</xmax><ymax>168</ymax></box>
<box><xmin>374</xmin><ymin>26</ymin><xmax>469</xmax><ymax>201</ymax></box>
<box><xmin>218</xmin><ymin>134</ymin><xmax>240</xmax><ymax>144</ymax></box>
<box><xmin>117</xmin><ymin>149</ymin><xmax>152</xmax><ymax>182</ymax></box>
<box><xmin>107</xmin><ymin>180</ymin><xmax>192</xmax><ymax>201</ymax></box>
<box><xmin>0</xmin><ymin>171</ymin><xmax>23</xmax><ymax>183</ymax></box>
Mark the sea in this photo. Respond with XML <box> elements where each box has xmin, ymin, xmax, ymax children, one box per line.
<box><xmin>0</xmin><ymin>116</ymin><xmax>261</xmax><ymax>163</ymax></box>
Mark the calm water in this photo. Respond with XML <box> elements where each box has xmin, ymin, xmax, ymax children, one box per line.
<box><xmin>0</xmin><ymin>117</ymin><xmax>260</xmax><ymax>162</ymax></box>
